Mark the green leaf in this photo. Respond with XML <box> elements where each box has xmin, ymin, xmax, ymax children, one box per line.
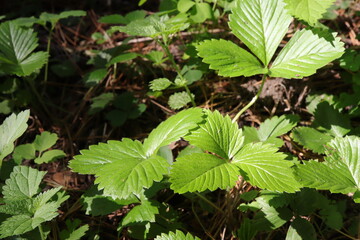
<box><xmin>170</xmin><ymin>153</ymin><xmax>240</xmax><ymax>193</ymax></box>
<box><xmin>294</xmin><ymin>136</ymin><xmax>360</xmax><ymax>195</ymax></box>
<box><xmin>34</xmin><ymin>131</ymin><xmax>58</xmax><ymax>152</ymax></box>
<box><xmin>13</xmin><ymin>143</ymin><xmax>36</xmax><ymax>163</ymax></box>
<box><xmin>0</xmin><ymin>110</ymin><xmax>30</xmax><ymax>161</ymax></box>
<box><xmin>106</xmin><ymin>52</ymin><xmax>137</xmax><ymax>66</ymax></box>
<box><xmin>233</xmin><ymin>143</ymin><xmax>300</xmax><ymax>192</ymax></box>
<box><xmin>39</xmin><ymin>10</ymin><xmax>86</xmax><ymax>29</ymax></box>
<box><xmin>185</xmin><ymin>110</ymin><xmax>244</xmax><ymax>159</ymax></box>
<box><xmin>285</xmin><ymin>217</ymin><xmax>316</xmax><ymax>240</ymax></box>
<box><xmin>2</xmin><ymin>166</ymin><xmax>45</xmax><ymax>200</ymax></box>
<box><xmin>83</xmin><ymin>68</ymin><xmax>108</xmax><ymax>87</ymax></box>
<box><xmin>0</xmin><ymin>22</ymin><xmax>48</xmax><ymax>76</ymax></box>
<box><xmin>190</xmin><ymin>2</ymin><xmax>213</xmax><ymax>23</ymax></box>
<box><xmin>0</xmin><ymin>214</ymin><xmax>33</xmax><ymax>238</ymax></box>
<box><xmin>88</xmin><ymin>93</ymin><xmax>114</xmax><ymax>115</ymax></box>
<box><xmin>177</xmin><ymin>0</ymin><xmax>195</xmax><ymax>13</ymax></box>
<box><xmin>229</xmin><ymin>0</ymin><xmax>292</xmax><ymax>66</ymax></box>
<box><xmin>155</xmin><ymin>230</ymin><xmax>200</xmax><ymax>240</ymax></box>
<box><xmin>196</xmin><ymin>39</ymin><xmax>267</xmax><ymax>77</ymax></box>
<box><xmin>143</xmin><ymin>108</ymin><xmax>203</xmax><ymax>157</ymax></box>
<box><xmin>34</xmin><ymin>149</ymin><xmax>66</xmax><ymax>164</ymax></box>
<box><xmin>150</xmin><ymin>78</ymin><xmax>172</xmax><ymax>91</ymax></box>
<box><xmin>270</xmin><ymin>29</ymin><xmax>344</xmax><ymax>78</ymax></box>
<box><xmin>168</xmin><ymin>91</ymin><xmax>194</xmax><ymax>110</ymax></box>
<box><xmin>291</xmin><ymin>127</ymin><xmax>333</xmax><ymax>154</ymax></box>
<box><xmin>60</xmin><ymin>219</ymin><xmax>89</xmax><ymax>240</ymax></box>
<box><xmin>284</xmin><ymin>0</ymin><xmax>335</xmax><ymax>26</ymax></box>
<box><xmin>120</xmin><ymin>200</ymin><xmax>159</xmax><ymax>227</ymax></box>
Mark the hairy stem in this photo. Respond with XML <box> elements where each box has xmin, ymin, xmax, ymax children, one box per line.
<box><xmin>232</xmin><ymin>74</ymin><xmax>267</xmax><ymax>123</ymax></box>
<box><xmin>156</xmin><ymin>39</ymin><xmax>196</xmax><ymax>107</ymax></box>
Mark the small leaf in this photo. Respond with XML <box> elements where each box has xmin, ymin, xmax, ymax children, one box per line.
<box><xmin>170</xmin><ymin>153</ymin><xmax>239</xmax><ymax>193</ymax></box>
<box><xmin>143</xmin><ymin>108</ymin><xmax>203</xmax><ymax>157</ymax></box>
<box><xmin>106</xmin><ymin>52</ymin><xmax>137</xmax><ymax>66</ymax></box>
<box><xmin>285</xmin><ymin>217</ymin><xmax>317</xmax><ymax>240</ymax></box>
<box><xmin>120</xmin><ymin>200</ymin><xmax>159</xmax><ymax>227</ymax></box>
<box><xmin>190</xmin><ymin>2</ymin><xmax>213</xmax><ymax>23</ymax></box>
<box><xmin>34</xmin><ymin>149</ymin><xmax>66</xmax><ymax>164</ymax></box>
<box><xmin>197</xmin><ymin>39</ymin><xmax>267</xmax><ymax>77</ymax></box>
<box><xmin>291</xmin><ymin>127</ymin><xmax>333</xmax><ymax>153</ymax></box>
<box><xmin>88</xmin><ymin>93</ymin><xmax>114</xmax><ymax>115</ymax></box>
<box><xmin>149</xmin><ymin>78</ymin><xmax>172</xmax><ymax>91</ymax></box>
<box><xmin>233</xmin><ymin>143</ymin><xmax>300</xmax><ymax>192</ymax></box>
<box><xmin>83</xmin><ymin>68</ymin><xmax>108</xmax><ymax>87</ymax></box>
<box><xmin>0</xmin><ymin>110</ymin><xmax>30</xmax><ymax>161</ymax></box>
<box><xmin>34</xmin><ymin>131</ymin><xmax>58</xmax><ymax>152</ymax></box>
<box><xmin>2</xmin><ymin>166</ymin><xmax>45</xmax><ymax>200</ymax></box>
<box><xmin>168</xmin><ymin>91</ymin><xmax>194</xmax><ymax>110</ymax></box>
<box><xmin>155</xmin><ymin>230</ymin><xmax>200</xmax><ymax>240</ymax></box>
<box><xmin>229</xmin><ymin>0</ymin><xmax>292</xmax><ymax>66</ymax></box>
<box><xmin>284</xmin><ymin>0</ymin><xmax>335</xmax><ymax>26</ymax></box>
<box><xmin>270</xmin><ymin>29</ymin><xmax>344</xmax><ymax>78</ymax></box>
<box><xmin>13</xmin><ymin>143</ymin><xmax>36</xmax><ymax>163</ymax></box>
<box><xmin>177</xmin><ymin>0</ymin><xmax>195</xmax><ymax>13</ymax></box>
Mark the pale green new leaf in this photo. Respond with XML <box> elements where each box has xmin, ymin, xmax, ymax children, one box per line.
<box><xmin>143</xmin><ymin>108</ymin><xmax>203</xmax><ymax>157</ymax></box>
<box><xmin>70</xmin><ymin>139</ymin><xmax>168</xmax><ymax>199</ymax></box>
<box><xmin>196</xmin><ymin>39</ymin><xmax>267</xmax><ymax>77</ymax></box>
<box><xmin>120</xmin><ymin>200</ymin><xmax>159</xmax><ymax>227</ymax></box>
<box><xmin>233</xmin><ymin>143</ymin><xmax>300</xmax><ymax>192</ymax></box>
<box><xmin>0</xmin><ymin>22</ymin><xmax>48</xmax><ymax>76</ymax></box>
<box><xmin>2</xmin><ymin>166</ymin><xmax>45</xmax><ymax>200</ymax></box>
<box><xmin>0</xmin><ymin>110</ymin><xmax>30</xmax><ymax>161</ymax></box>
<box><xmin>294</xmin><ymin>136</ymin><xmax>360</xmax><ymax>195</ymax></box>
<box><xmin>185</xmin><ymin>110</ymin><xmax>244</xmax><ymax>159</ymax></box>
<box><xmin>34</xmin><ymin>149</ymin><xmax>66</xmax><ymax>164</ymax></box>
<box><xmin>34</xmin><ymin>131</ymin><xmax>58</xmax><ymax>152</ymax></box>
<box><xmin>170</xmin><ymin>153</ymin><xmax>240</xmax><ymax>193</ymax></box>
<box><xmin>270</xmin><ymin>29</ymin><xmax>344</xmax><ymax>78</ymax></box>
<box><xmin>229</xmin><ymin>0</ymin><xmax>292</xmax><ymax>66</ymax></box>
<box><xmin>284</xmin><ymin>0</ymin><xmax>335</xmax><ymax>26</ymax></box>
<box><xmin>150</xmin><ymin>78</ymin><xmax>172</xmax><ymax>91</ymax></box>
<box><xmin>0</xmin><ymin>215</ymin><xmax>33</xmax><ymax>238</ymax></box>
<box><xmin>155</xmin><ymin>230</ymin><xmax>200</xmax><ymax>240</ymax></box>
<box><xmin>168</xmin><ymin>91</ymin><xmax>194</xmax><ymax>110</ymax></box>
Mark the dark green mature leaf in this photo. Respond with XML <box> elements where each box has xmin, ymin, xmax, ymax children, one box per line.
<box><xmin>120</xmin><ymin>200</ymin><xmax>159</xmax><ymax>227</ymax></box>
<box><xmin>229</xmin><ymin>0</ymin><xmax>292</xmax><ymax>66</ymax></box>
<box><xmin>2</xmin><ymin>166</ymin><xmax>45</xmax><ymax>200</ymax></box>
<box><xmin>170</xmin><ymin>153</ymin><xmax>239</xmax><ymax>193</ymax></box>
<box><xmin>291</xmin><ymin>127</ymin><xmax>333</xmax><ymax>154</ymax></box>
<box><xmin>196</xmin><ymin>39</ymin><xmax>267</xmax><ymax>77</ymax></box>
<box><xmin>270</xmin><ymin>29</ymin><xmax>344</xmax><ymax>78</ymax></box>
<box><xmin>0</xmin><ymin>215</ymin><xmax>33</xmax><ymax>238</ymax></box>
<box><xmin>285</xmin><ymin>217</ymin><xmax>316</xmax><ymax>240</ymax></box>
<box><xmin>0</xmin><ymin>22</ymin><xmax>48</xmax><ymax>76</ymax></box>
<box><xmin>155</xmin><ymin>230</ymin><xmax>200</xmax><ymax>240</ymax></box>
<box><xmin>233</xmin><ymin>143</ymin><xmax>300</xmax><ymax>192</ymax></box>
<box><xmin>185</xmin><ymin>110</ymin><xmax>244</xmax><ymax>159</ymax></box>
<box><xmin>143</xmin><ymin>108</ymin><xmax>203</xmax><ymax>157</ymax></box>
<box><xmin>0</xmin><ymin>110</ymin><xmax>30</xmax><ymax>162</ymax></box>
<box><xmin>294</xmin><ymin>136</ymin><xmax>360</xmax><ymax>196</ymax></box>
<box><xmin>284</xmin><ymin>0</ymin><xmax>335</xmax><ymax>26</ymax></box>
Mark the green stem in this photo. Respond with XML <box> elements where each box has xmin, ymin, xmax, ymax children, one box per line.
<box><xmin>232</xmin><ymin>74</ymin><xmax>267</xmax><ymax>123</ymax></box>
<box><xmin>156</xmin><ymin>39</ymin><xmax>196</xmax><ymax>107</ymax></box>
<box><xmin>44</xmin><ymin>29</ymin><xmax>52</xmax><ymax>85</ymax></box>
<box><xmin>38</xmin><ymin>224</ymin><xmax>45</xmax><ymax>240</ymax></box>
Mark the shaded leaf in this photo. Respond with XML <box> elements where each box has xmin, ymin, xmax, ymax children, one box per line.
<box><xmin>291</xmin><ymin>127</ymin><xmax>333</xmax><ymax>154</ymax></box>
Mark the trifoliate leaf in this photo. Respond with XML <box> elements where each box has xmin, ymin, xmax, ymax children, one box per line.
<box><xmin>168</xmin><ymin>91</ymin><xmax>194</xmax><ymax>110</ymax></box>
<box><xmin>294</xmin><ymin>136</ymin><xmax>360</xmax><ymax>196</ymax></box>
<box><xmin>34</xmin><ymin>149</ymin><xmax>66</xmax><ymax>164</ymax></box>
<box><xmin>0</xmin><ymin>110</ymin><xmax>30</xmax><ymax>162</ymax></box>
<box><xmin>196</xmin><ymin>39</ymin><xmax>267</xmax><ymax>77</ymax></box>
<box><xmin>0</xmin><ymin>22</ymin><xmax>48</xmax><ymax>76</ymax></box>
<box><xmin>270</xmin><ymin>29</ymin><xmax>344</xmax><ymax>78</ymax></box>
<box><xmin>149</xmin><ymin>78</ymin><xmax>172</xmax><ymax>91</ymax></box>
<box><xmin>233</xmin><ymin>143</ymin><xmax>300</xmax><ymax>192</ymax></box>
<box><xmin>34</xmin><ymin>131</ymin><xmax>58</xmax><ymax>152</ymax></box>
<box><xmin>285</xmin><ymin>217</ymin><xmax>317</xmax><ymax>240</ymax></box>
<box><xmin>170</xmin><ymin>153</ymin><xmax>240</xmax><ymax>193</ymax></box>
<box><xmin>229</xmin><ymin>0</ymin><xmax>292</xmax><ymax>66</ymax></box>
<box><xmin>185</xmin><ymin>110</ymin><xmax>244</xmax><ymax>159</ymax></box>
<box><xmin>2</xmin><ymin>166</ymin><xmax>45</xmax><ymax>200</ymax></box>
<box><xmin>291</xmin><ymin>127</ymin><xmax>333</xmax><ymax>154</ymax></box>
<box><xmin>284</xmin><ymin>0</ymin><xmax>335</xmax><ymax>26</ymax></box>
<box><xmin>143</xmin><ymin>108</ymin><xmax>203</xmax><ymax>157</ymax></box>
<box><xmin>155</xmin><ymin>230</ymin><xmax>200</xmax><ymax>240</ymax></box>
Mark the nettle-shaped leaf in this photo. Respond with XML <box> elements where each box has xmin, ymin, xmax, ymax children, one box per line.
<box><xmin>0</xmin><ymin>166</ymin><xmax>68</xmax><ymax>238</ymax></box>
<box><xmin>0</xmin><ymin>22</ymin><xmax>48</xmax><ymax>76</ymax></box>
<box><xmin>0</xmin><ymin>110</ymin><xmax>30</xmax><ymax>163</ymax></box>
<box><xmin>197</xmin><ymin>0</ymin><xmax>344</xmax><ymax>79</ymax></box>
<box><xmin>284</xmin><ymin>0</ymin><xmax>335</xmax><ymax>26</ymax></box>
<box><xmin>243</xmin><ymin>115</ymin><xmax>299</xmax><ymax>147</ymax></box>
<box><xmin>170</xmin><ymin>110</ymin><xmax>300</xmax><ymax>193</ymax></box>
<box><xmin>155</xmin><ymin>230</ymin><xmax>200</xmax><ymax>240</ymax></box>
<box><xmin>69</xmin><ymin>108</ymin><xmax>203</xmax><ymax>199</ymax></box>
<box><xmin>13</xmin><ymin>131</ymin><xmax>65</xmax><ymax>164</ymax></box>
<box><xmin>294</xmin><ymin>136</ymin><xmax>360</xmax><ymax>203</ymax></box>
